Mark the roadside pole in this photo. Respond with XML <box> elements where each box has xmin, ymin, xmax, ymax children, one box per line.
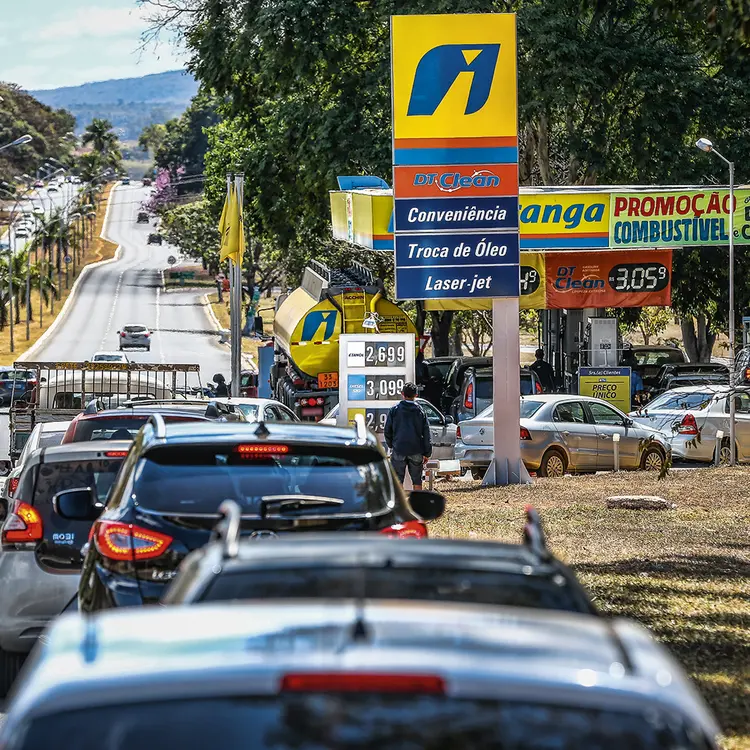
<box><xmin>229</xmin><ymin>173</ymin><xmax>244</xmax><ymax>397</ymax></box>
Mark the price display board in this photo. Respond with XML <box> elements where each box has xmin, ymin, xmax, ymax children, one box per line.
<box><xmin>338</xmin><ymin>334</ymin><xmax>416</xmax><ymax>437</ymax></box>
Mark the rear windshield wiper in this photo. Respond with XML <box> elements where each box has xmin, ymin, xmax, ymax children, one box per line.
<box><xmin>260</xmin><ymin>495</ymin><xmax>345</xmax><ymax>516</ymax></box>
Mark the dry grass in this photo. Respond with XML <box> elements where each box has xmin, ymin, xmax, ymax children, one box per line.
<box><xmin>0</xmin><ymin>184</ymin><xmax>118</xmax><ymax>365</ymax></box>
<box><xmin>206</xmin><ymin>290</ymin><xmax>276</xmax><ymax>367</ymax></box>
<box><xmin>435</xmin><ymin>468</ymin><xmax>750</xmax><ymax>749</ymax></box>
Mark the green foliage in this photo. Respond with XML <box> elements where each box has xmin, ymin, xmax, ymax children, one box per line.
<box><xmin>81</xmin><ymin>119</ymin><xmax>122</xmax><ymax>172</ymax></box>
<box><xmin>138</xmin><ymin>123</ymin><xmax>167</xmax><ymax>155</ymax></box>
<box><xmin>0</xmin><ymin>83</ymin><xmax>76</xmax><ymax>187</ymax></box>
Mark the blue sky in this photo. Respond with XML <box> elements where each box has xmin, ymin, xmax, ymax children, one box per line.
<box><xmin>2</xmin><ymin>0</ymin><xmax>188</xmax><ymax>89</ymax></box>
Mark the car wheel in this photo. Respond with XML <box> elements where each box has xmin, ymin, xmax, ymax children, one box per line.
<box><xmin>470</xmin><ymin>467</ymin><xmax>485</xmax><ymax>480</ymax></box>
<box><xmin>641</xmin><ymin>445</ymin><xmax>665</xmax><ymax>472</ymax></box>
<box><xmin>719</xmin><ymin>439</ymin><xmax>737</xmax><ymax>466</ymax></box>
<box><xmin>539</xmin><ymin>448</ymin><xmax>567</xmax><ymax>478</ymax></box>
<box><xmin>0</xmin><ymin>648</ymin><xmax>26</xmax><ymax>698</ymax></box>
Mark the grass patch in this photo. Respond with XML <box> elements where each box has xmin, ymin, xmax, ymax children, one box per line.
<box><xmin>0</xmin><ymin>184</ymin><xmax>118</xmax><ymax>365</ymax></box>
<box><xmin>435</xmin><ymin>468</ymin><xmax>750</xmax><ymax>750</ymax></box>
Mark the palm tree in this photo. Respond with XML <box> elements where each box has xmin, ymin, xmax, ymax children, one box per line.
<box><xmin>81</xmin><ymin>118</ymin><xmax>122</xmax><ymax>171</ymax></box>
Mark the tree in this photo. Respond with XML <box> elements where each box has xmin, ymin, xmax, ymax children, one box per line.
<box><xmin>138</xmin><ymin>123</ymin><xmax>167</xmax><ymax>155</ymax></box>
<box><xmin>81</xmin><ymin>118</ymin><xmax>122</xmax><ymax>171</ymax></box>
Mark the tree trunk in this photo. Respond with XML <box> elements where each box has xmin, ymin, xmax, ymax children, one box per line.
<box><xmin>450</xmin><ymin>323</ymin><xmax>462</xmax><ymax>356</ymax></box>
<box><xmin>680</xmin><ymin>315</ymin><xmax>716</xmax><ymax>362</ymax></box>
<box><xmin>639</xmin><ymin>324</ymin><xmax>650</xmax><ymax>346</ymax></box>
<box><xmin>414</xmin><ymin>301</ymin><xmax>427</xmax><ymax>338</ymax></box>
<box><xmin>537</xmin><ymin>114</ymin><xmax>552</xmax><ymax>185</ymax></box>
<box><xmin>430</xmin><ymin>311</ymin><xmax>454</xmax><ymax>356</ymax></box>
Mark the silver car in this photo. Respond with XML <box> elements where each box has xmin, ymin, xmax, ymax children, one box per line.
<box><xmin>0</xmin><ymin>600</ymin><xmax>719</xmax><ymax>748</ymax></box>
<box><xmin>455</xmin><ymin>394</ymin><xmax>670</xmax><ymax>478</ymax></box>
<box><xmin>118</xmin><ymin>323</ymin><xmax>151</xmax><ymax>351</ymax></box>
<box><xmin>320</xmin><ymin>398</ymin><xmax>457</xmax><ymax>460</ymax></box>
<box><xmin>630</xmin><ymin>385</ymin><xmax>750</xmax><ymax>464</ymax></box>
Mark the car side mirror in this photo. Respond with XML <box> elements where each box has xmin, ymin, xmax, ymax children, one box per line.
<box><xmin>53</xmin><ymin>487</ymin><xmax>99</xmax><ymax>521</ymax></box>
<box><xmin>624</xmin><ymin>417</ymin><xmax>634</xmax><ymax>427</ymax></box>
<box><xmin>444</xmin><ymin>415</ymin><xmax>455</xmax><ymax>425</ymax></box>
<box><xmin>409</xmin><ymin>490</ymin><xmax>445</xmax><ymax>521</ymax></box>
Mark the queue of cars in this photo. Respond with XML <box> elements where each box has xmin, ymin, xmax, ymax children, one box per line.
<box><xmin>0</xmin><ymin>372</ymin><xmax>723</xmax><ymax>747</ymax></box>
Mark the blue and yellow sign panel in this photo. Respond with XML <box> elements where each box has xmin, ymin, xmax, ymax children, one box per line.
<box><xmin>579</xmin><ymin>367</ymin><xmax>632</xmax><ymax>414</ymax></box>
<box><xmin>391</xmin><ymin>13</ymin><xmax>520</xmax><ymax>301</ymax></box>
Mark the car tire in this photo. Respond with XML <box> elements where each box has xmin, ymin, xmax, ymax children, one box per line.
<box><xmin>641</xmin><ymin>445</ymin><xmax>665</xmax><ymax>472</ymax></box>
<box><xmin>470</xmin><ymin>467</ymin><xmax>485</xmax><ymax>480</ymax></box>
<box><xmin>538</xmin><ymin>448</ymin><xmax>567</xmax><ymax>478</ymax></box>
<box><xmin>0</xmin><ymin>648</ymin><xmax>26</xmax><ymax>698</ymax></box>
<box><xmin>719</xmin><ymin>439</ymin><xmax>737</xmax><ymax>466</ymax></box>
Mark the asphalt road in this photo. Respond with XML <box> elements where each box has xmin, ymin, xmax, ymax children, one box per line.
<box><xmin>20</xmin><ymin>182</ymin><xmax>230</xmax><ymax>384</ymax></box>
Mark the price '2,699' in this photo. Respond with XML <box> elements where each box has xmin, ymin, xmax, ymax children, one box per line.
<box><xmin>607</xmin><ymin>263</ymin><xmax>670</xmax><ymax>293</ymax></box>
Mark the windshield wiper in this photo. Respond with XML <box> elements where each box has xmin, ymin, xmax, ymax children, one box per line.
<box><xmin>259</xmin><ymin>495</ymin><xmax>345</xmax><ymax>517</ymax></box>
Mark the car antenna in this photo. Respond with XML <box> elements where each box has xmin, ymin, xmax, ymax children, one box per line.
<box><xmin>522</xmin><ymin>505</ymin><xmax>551</xmax><ymax>562</ymax></box>
<box><xmin>254</xmin><ymin>421</ymin><xmax>270</xmax><ymax>439</ymax></box>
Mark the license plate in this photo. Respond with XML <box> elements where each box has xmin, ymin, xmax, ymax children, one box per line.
<box><xmin>318</xmin><ymin>372</ymin><xmax>338</xmax><ymax>389</ymax></box>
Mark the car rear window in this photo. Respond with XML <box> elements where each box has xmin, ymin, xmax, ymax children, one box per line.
<box><xmin>38</xmin><ymin>431</ymin><xmax>66</xmax><ymax>449</ymax></box>
<box><xmin>72</xmin><ymin>415</ymin><xmax>203</xmax><ymax>442</ymax></box>
<box><xmin>32</xmin><ymin>458</ymin><xmax>124</xmax><ymax>507</ymax></box>
<box><xmin>475</xmin><ymin>375</ymin><xmax>493</xmax><ymax>401</ymax></box>
<box><xmin>199</xmin><ymin>566</ymin><xmax>589</xmax><ymax>613</ymax></box>
<box><xmin>646</xmin><ymin>391</ymin><xmax>714</xmax><ymax>411</ymax></box>
<box><xmin>520</xmin><ymin>399</ymin><xmax>544</xmax><ymax>418</ymax></box>
<box><xmin>17</xmin><ymin>696</ymin><xmax>702</xmax><ymax>749</ymax></box>
<box><xmin>123</xmin><ymin>325</ymin><xmax>147</xmax><ymax>332</ymax></box>
<box><xmin>134</xmin><ymin>444</ymin><xmax>393</xmax><ymax>515</ymax></box>
<box><xmin>632</xmin><ymin>349</ymin><xmax>684</xmax><ymax>366</ymax></box>
<box><xmin>234</xmin><ymin>404</ymin><xmax>259</xmax><ymax>421</ymax></box>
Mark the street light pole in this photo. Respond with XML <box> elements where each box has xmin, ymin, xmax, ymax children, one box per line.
<box><xmin>0</xmin><ymin>134</ymin><xmax>32</xmax><ymax>153</ymax></box>
<box><xmin>696</xmin><ymin>137</ymin><xmax>736</xmax><ymax>465</ymax></box>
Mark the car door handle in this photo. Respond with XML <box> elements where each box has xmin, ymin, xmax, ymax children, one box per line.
<box><xmin>563</xmin><ymin>430</ymin><xmax>571</xmax><ymax>436</ymax></box>
<box><xmin>600</xmin><ymin>435</ymin><xmax>610</xmax><ymax>439</ymax></box>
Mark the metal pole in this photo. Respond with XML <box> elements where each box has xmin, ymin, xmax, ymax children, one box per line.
<box><xmin>8</xmin><ymin>226</ymin><xmax>14</xmax><ymax>353</ymax></box>
<box><xmin>25</xmin><ymin>246</ymin><xmax>30</xmax><ymax>340</ymax></box>
<box><xmin>230</xmin><ymin>172</ymin><xmax>244</xmax><ymax>397</ymax></box>
<box><xmin>728</xmin><ymin>160</ymin><xmax>736</xmax><ymax>465</ymax></box>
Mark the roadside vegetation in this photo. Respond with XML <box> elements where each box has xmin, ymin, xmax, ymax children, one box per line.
<box><xmin>436</xmin><ymin>469</ymin><xmax>750</xmax><ymax>750</ymax></box>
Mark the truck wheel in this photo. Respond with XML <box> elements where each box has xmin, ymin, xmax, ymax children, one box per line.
<box><xmin>470</xmin><ymin>467</ymin><xmax>485</xmax><ymax>480</ymax></box>
<box><xmin>539</xmin><ymin>448</ymin><xmax>567</xmax><ymax>478</ymax></box>
<box><xmin>0</xmin><ymin>648</ymin><xmax>25</xmax><ymax>698</ymax></box>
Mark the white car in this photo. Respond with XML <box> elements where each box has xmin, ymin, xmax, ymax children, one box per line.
<box><xmin>210</xmin><ymin>397</ymin><xmax>299</xmax><ymax>423</ymax></box>
<box><xmin>118</xmin><ymin>324</ymin><xmax>151</xmax><ymax>351</ymax></box>
<box><xmin>91</xmin><ymin>351</ymin><xmax>129</xmax><ymax>363</ymax></box>
<box><xmin>13</xmin><ymin>227</ymin><xmax>29</xmax><ymax>238</ymax></box>
<box><xmin>320</xmin><ymin>399</ymin><xmax>457</xmax><ymax>460</ymax></box>
<box><xmin>631</xmin><ymin>385</ymin><xmax>750</xmax><ymax>464</ymax></box>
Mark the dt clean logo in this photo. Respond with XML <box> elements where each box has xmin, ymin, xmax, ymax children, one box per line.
<box><xmin>407</xmin><ymin>44</ymin><xmax>500</xmax><ymax>117</ymax></box>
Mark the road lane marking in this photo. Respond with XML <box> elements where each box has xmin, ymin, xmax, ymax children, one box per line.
<box><xmin>100</xmin><ymin>269</ymin><xmax>125</xmax><ymax>350</ymax></box>
<box><xmin>155</xmin><ymin>283</ymin><xmax>165</xmax><ymax>363</ymax></box>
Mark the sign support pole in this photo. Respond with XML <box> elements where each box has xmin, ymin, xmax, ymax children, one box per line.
<box><xmin>483</xmin><ymin>297</ymin><xmax>530</xmax><ymax>486</ymax></box>
<box><xmin>229</xmin><ymin>173</ymin><xmax>244</xmax><ymax>397</ymax></box>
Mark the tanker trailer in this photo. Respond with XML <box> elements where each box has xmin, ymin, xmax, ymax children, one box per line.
<box><xmin>271</xmin><ymin>260</ymin><xmax>417</xmax><ymax>420</ymax></box>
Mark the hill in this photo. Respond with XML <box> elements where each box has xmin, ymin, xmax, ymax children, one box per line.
<box><xmin>30</xmin><ymin>70</ymin><xmax>198</xmax><ymax>140</ymax></box>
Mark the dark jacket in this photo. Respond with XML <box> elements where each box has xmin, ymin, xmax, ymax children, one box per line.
<box><xmin>530</xmin><ymin>359</ymin><xmax>555</xmax><ymax>393</ymax></box>
<box><xmin>214</xmin><ymin>381</ymin><xmax>229</xmax><ymax>397</ymax></box>
<box><xmin>384</xmin><ymin>399</ymin><xmax>432</xmax><ymax>457</ymax></box>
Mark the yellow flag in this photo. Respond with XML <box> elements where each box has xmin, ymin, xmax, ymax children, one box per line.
<box><xmin>219</xmin><ymin>183</ymin><xmax>245</xmax><ymax>266</ymax></box>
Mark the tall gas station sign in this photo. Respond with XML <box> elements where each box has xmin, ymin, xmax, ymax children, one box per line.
<box><xmin>391</xmin><ymin>13</ymin><xmax>527</xmax><ymax>484</ymax></box>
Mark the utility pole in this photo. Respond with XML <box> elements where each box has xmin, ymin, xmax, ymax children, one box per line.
<box><xmin>229</xmin><ymin>172</ymin><xmax>244</xmax><ymax>397</ymax></box>
<box><xmin>8</xmin><ymin>225</ymin><xmax>14</xmax><ymax>353</ymax></box>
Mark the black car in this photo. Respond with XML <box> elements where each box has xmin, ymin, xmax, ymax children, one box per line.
<box><xmin>418</xmin><ymin>356</ymin><xmax>458</xmax><ymax>408</ymax></box>
<box><xmin>72</xmin><ymin>417</ymin><xmax>445</xmax><ymax>612</ymax></box>
<box><xmin>649</xmin><ymin>362</ymin><xmax>729</xmax><ymax>394</ymax></box>
<box><xmin>136</xmin><ymin>212</ymin><xmax>149</xmax><ymax>224</ymax></box>
<box><xmin>441</xmin><ymin>356</ymin><xmax>493</xmax><ymax>415</ymax></box>
<box><xmin>147</xmin><ymin>233</ymin><xmax>162</xmax><ymax>245</ymax></box>
<box><xmin>163</xmin><ymin>507</ymin><xmax>595</xmax><ymax>614</ymax></box>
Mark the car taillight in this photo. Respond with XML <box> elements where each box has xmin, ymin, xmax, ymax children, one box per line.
<box><xmin>677</xmin><ymin>413</ymin><xmax>699</xmax><ymax>435</ymax></box>
<box><xmin>93</xmin><ymin>520</ymin><xmax>172</xmax><ymax>561</ymax></box>
<box><xmin>520</xmin><ymin>426</ymin><xmax>532</xmax><ymax>440</ymax></box>
<box><xmin>104</xmin><ymin>450</ymin><xmax>129</xmax><ymax>457</ymax></box>
<box><xmin>2</xmin><ymin>501</ymin><xmax>43</xmax><ymax>544</ymax></box>
<box><xmin>236</xmin><ymin>444</ymin><xmax>290</xmax><ymax>455</ymax></box>
<box><xmin>535</xmin><ymin>381</ymin><xmax>542</xmax><ymax>393</ymax></box>
<box><xmin>455</xmin><ymin>425</ymin><xmax>461</xmax><ymax>439</ymax></box>
<box><xmin>144</xmin><ymin>333</ymin><xmax>150</xmax><ymax>338</ymax></box>
<box><xmin>281</xmin><ymin>673</ymin><xmax>444</xmax><ymax>694</ymax></box>
<box><xmin>379</xmin><ymin>521</ymin><xmax>428</xmax><ymax>539</ymax></box>
<box><xmin>120</xmin><ymin>332</ymin><xmax>126</xmax><ymax>337</ymax></box>
<box><xmin>745</xmin><ymin>367</ymin><xmax>750</xmax><ymax>381</ymax></box>
<box><xmin>8</xmin><ymin>477</ymin><xmax>19</xmax><ymax>496</ymax></box>
<box><xmin>464</xmin><ymin>382</ymin><xmax>474</xmax><ymax>409</ymax></box>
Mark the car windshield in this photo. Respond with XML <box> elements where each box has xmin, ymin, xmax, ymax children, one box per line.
<box><xmin>19</xmin><ymin>697</ymin><xmax>698</xmax><ymax>750</ymax></box>
<box><xmin>133</xmin><ymin>444</ymin><xmax>393</xmax><ymax>515</ymax></box>
<box><xmin>200</xmin><ymin>566</ymin><xmax>587</xmax><ymax>613</ymax></box>
<box><xmin>234</xmin><ymin>404</ymin><xmax>259</xmax><ymax>421</ymax></box>
<box><xmin>520</xmin><ymin>399</ymin><xmax>545</xmax><ymax>418</ymax></box>
<box><xmin>645</xmin><ymin>391</ymin><xmax>715</xmax><ymax>411</ymax></box>
<box><xmin>631</xmin><ymin>349</ymin><xmax>684</xmax><ymax>366</ymax></box>
<box><xmin>73</xmin><ymin>415</ymin><xmax>204</xmax><ymax>442</ymax></box>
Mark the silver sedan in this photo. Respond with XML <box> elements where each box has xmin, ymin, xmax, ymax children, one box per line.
<box><xmin>455</xmin><ymin>394</ymin><xmax>670</xmax><ymax>478</ymax></box>
<box><xmin>630</xmin><ymin>385</ymin><xmax>750</xmax><ymax>464</ymax></box>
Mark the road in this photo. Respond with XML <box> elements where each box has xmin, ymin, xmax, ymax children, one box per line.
<box><xmin>20</xmin><ymin>182</ymin><xmax>230</xmax><ymax>383</ymax></box>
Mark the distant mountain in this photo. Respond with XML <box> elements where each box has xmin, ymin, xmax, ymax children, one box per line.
<box><xmin>30</xmin><ymin>70</ymin><xmax>199</xmax><ymax>140</ymax></box>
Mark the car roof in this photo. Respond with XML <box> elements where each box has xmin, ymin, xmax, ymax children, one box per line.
<box><xmin>40</xmin><ymin>421</ymin><xmax>71</xmax><ymax>432</ymax></box>
<box><xmin>11</xmin><ymin>600</ymin><xmax>717</xmax><ymax>739</ymax></box>
<box><xmin>26</xmin><ymin>441</ymin><xmax>132</xmax><ymax>464</ymax></box>
<box><xmin>78</xmin><ymin>407</ymin><xmax>212</xmax><ymax>420</ymax></box>
<box><xmin>147</xmin><ymin>420</ymin><xmax>379</xmax><ymax>448</ymax></box>
<box><xmin>211</xmin><ymin>397</ymin><xmax>285</xmax><ymax>408</ymax></box>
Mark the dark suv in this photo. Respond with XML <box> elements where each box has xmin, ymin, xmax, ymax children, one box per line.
<box><xmin>164</xmin><ymin>507</ymin><xmax>595</xmax><ymax>614</ymax></box>
<box><xmin>73</xmin><ymin>418</ymin><xmax>445</xmax><ymax>612</ymax></box>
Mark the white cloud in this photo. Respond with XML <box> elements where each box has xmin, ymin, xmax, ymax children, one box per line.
<box><xmin>32</xmin><ymin>6</ymin><xmax>150</xmax><ymax>42</ymax></box>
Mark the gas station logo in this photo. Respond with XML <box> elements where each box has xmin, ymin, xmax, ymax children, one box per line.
<box><xmin>407</xmin><ymin>44</ymin><xmax>500</xmax><ymax>117</ymax></box>
<box><xmin>413</xmin><ymin>168</ymin><xmax>501</xmax><ymax>193</ymax></box>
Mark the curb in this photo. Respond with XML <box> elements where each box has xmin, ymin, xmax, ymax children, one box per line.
<box><xmin>201</xmin><ymin>292</ymin><xmax>257</xmax><ymax>372</ymax></box>
<box><xmin>18</xmin><ymin>186</ymin><xmax>121</xmax><ymax>363</ymax></box>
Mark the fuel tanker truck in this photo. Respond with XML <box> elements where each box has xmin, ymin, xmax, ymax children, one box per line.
<box><xmin>271</xmin><ymin>260</ymin><xmax>417</xmax><ymax>420</ymax></box>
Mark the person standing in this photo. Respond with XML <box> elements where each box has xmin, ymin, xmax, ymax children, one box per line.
<box><xmin>212</xmin><ymin>373</ymin><xmax>229</xmax><ymax>397</ymax></box>
<box><xmin>529</xmin><ymin>348</ymin><xmax>556</xmax><ymax>393</ymax></box>
<box><xmin>384</xmin><ymin>382</ymin><xmax>432</xmax><ymax>490</ymax></box>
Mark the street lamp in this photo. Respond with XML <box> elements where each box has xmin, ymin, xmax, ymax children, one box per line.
<box><xmin>696</xmin><ymin>137</ymin><xmax>736</xmax><ymax>465</ymax></box>
<box><xmin>0</xmin><ymin>134</ymin><xmax>32</xmax><ymax>153</ymax></box>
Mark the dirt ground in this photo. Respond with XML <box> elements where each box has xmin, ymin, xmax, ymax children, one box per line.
<box><xmin>434</xmin><ymin>468</ymin><xmax>750</xmax><ymax>750</ymax></box>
